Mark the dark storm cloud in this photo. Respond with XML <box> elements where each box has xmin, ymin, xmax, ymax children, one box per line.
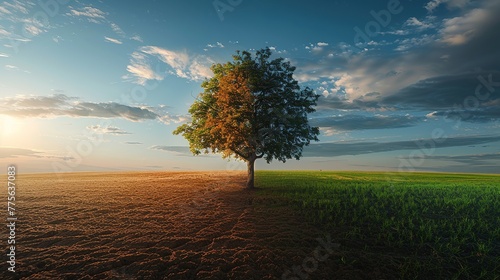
<box><xmin>316</xmin><ymin>95</ymin><xmax>382</xmax><ymax>110</ymax></box>
<box><xmin>424</xmin><ymin>153</ymin><xmax>500</xmax><ymax>166</ymax></box>
<box><xmin>382</xmin><ymin>71</ymin><xmax>500</xmax><ymax>110</ymax></box>
<box><xmin>303</xmin><ymin>134</ymin><xmax>500</xmax><ymax>157</ymax></box>
<box><xmin>299</xmin><ymin>0</ymin><xmax>500</xmax><ymax>125</ymax></box>
<box><xmin>436</xmin><ymin>0</ymin><xmax>500</xmax><ymax>72</ymax></box>
<box><xmin>430</xmin><ymin>107</ymin><xmax>500</xmax><ymax>123</ymax></box>
<box><xmin>310</xmin><ymin>114</ymin><xmax>421</xmax><ymax>131</ymax></box>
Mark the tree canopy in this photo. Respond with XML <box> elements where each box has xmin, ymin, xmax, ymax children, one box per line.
<box><xmin>173</xmin><ymin>48</ymin><xmax>320</xmax><ymax>188</ymax></box>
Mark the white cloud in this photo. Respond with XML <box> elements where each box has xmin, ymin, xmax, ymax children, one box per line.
<box><xmin>104</xmin><ymin>36</ymin><xmax>122</xmax><ymax>44</ymax></box>
<box><xmin>2</xmin><ymin>1</ymin><xmax>30</xmax><ymax>14</ymax></box>
<box><xmin>124</xmin><ymin>51</ymin><xmax>164</xmax><ymax>85</ymax></box>
<box><xmin>52</xmin><ymin>36</ymin><xmax>63</xmax><ymax>43</ymax></box>
<box><xmin>141</xmin><ymin>46</ymin><xmax>189</xmax><ymax>74</ymax></box>
<box><xmin>125</xmin><ymin>46</ymin><xmax>214</xmax><ymax>84</ymax></box>
<box><xmin>307</xmin><ymin>42</ymin><xmax>330</xmax><ymax>52</ymax></box>
<box><xmin>157</xmin><ymin>114</ymin><xmax>190</xmax><ymax>125</ymax></box>
<box><xmin>293</xmin><ymin>43</ymin><xmax>436</xmax><ymax>102</ymax></box>
<box><xmin>404</xmin><ymin>17</ymin><xmax>434</xmax><ymax>30</ymax></box>
<box><xmin>0</xmin><ymin>94</ymin><xmax>162</xmax><ymax>122</ymax></box>
<box><xmin>24</xmin><ymin>23</ymin><xmax>43</xmax><ymax>36</ymax></box>
<box><xmin>130</xmin><ymin>35</ymin><xmax>143</xmax><ymax>42</ymax></box>
<box><xmin>0</xmin><ymin>2</ymin><xmax>56</xmax><ymax>41</ymax></box>
<box><xmin>206</xmin><ymin>42</ymin><xmax>225</xmax><ymax>48</ymax></box>
<box><xmin>0</xmin><ymin>53</ymin><xmax>8</xmax><ymax>57</ymax></box>
<box><xmin>425</xmin><ymin>0</ymin><xmax>470</xmax><ymax>13</ymax></box>
<box><xmin>396</xmin><ymin>34</ymin><xmax>435</xmax><ymax>51</ymax></box>
<box><xmin>5</xmin><ymin>64</ymin><xmax>18</xmax><ymax>70</ymax></box>
<box><xmin>440</xmin><ymin>8</ymin><xmax>488</xmax><ymax>45</ymax></box>
<box><xmin>380</xmin><ymin>29</ymin><xmax>409</xmax><ymax>36</ymax></box>
<box><xmin>87</xmin><ymin>125</ymin><xmax>131</xmax><ymax>135</ymax></box>
<box><xmin>189</xmin><ymin>57</ymin><xmax>215</xmax><ymax>81</ymax></box>
<box><xmin>332</xmin><ymin>74</ymin><xmax>359</xmax><ymax>98</ymax></box>
<box><xmin>0</xmin><ymin>6</ymin><xmax>11</xmax><ymax>14</ymax></box>
<box><xmin>110</xmin><ymin>22</ymin><xmax>125</xmax><ymax>37</ymax></box>
<box><xmin>319</xmin><ymin>127</ymin><xmax>337</xmax><ymax>136</ymax></box>
<box><xmin>0</xmin><ymin>26</ymin><xmax>11</xmax><ymax>36</ymax></box>
<box><xmin>426</xmin><ymin>111</ymin><xmax>438</xmax><ymax>118</ymax></box>
<box><xmin>67</xmin><ymin>6</ymin><xmax>107</xmax><ymax>23</ymax></box>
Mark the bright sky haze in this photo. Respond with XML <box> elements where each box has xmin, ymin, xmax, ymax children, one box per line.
<box><xmin>0</xmin><ymin>0</ymin><xmax>499</xmax><ymax>173</ymax></box>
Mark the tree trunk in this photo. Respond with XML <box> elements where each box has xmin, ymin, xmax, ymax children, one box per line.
<box><xmin>246</xmin><ymin>159</ymin><xmax>255</xmax><ymax>189</ymax></box>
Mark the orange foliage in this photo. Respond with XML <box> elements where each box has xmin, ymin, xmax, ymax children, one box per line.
<box><xmin>205</xmin><ymin>69</ymin><xmax>255</xmax><ymax>158</ymax></box>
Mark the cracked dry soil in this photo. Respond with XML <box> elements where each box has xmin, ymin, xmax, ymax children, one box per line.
<box><xmin>5</xmin><ymin>171</ymin><xmax>349</xmax><ymax>280</ymax></box>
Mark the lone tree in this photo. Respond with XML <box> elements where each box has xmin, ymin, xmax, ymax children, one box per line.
<box><xmin>173</xmin><ymin>48</ymin><xmax>319</xmax><ymax>188</ymax></box>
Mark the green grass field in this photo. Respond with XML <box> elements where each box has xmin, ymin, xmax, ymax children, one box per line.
<box><xmin>255</xmin><ymin>171</ymin><xmax>500</xmax><ymax>279</ymax></box>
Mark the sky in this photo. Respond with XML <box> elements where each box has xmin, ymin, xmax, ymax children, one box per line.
<box><xmin>0</xmin><ymin>0</ymin><xmax>499</xmax><ymax>174</ymax></box>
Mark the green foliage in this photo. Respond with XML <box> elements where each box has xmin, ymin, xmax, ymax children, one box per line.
<box><xmin>173</xmin><ymin>48</ymin><xmax>320</xmax><ymax>163</ymax></box>
<box><xmin>256</xmin><ymin>171</ymin><xmax>500</xmax><ymax>279</ymax></box>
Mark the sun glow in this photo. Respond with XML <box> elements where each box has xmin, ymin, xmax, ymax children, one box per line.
<box><xmin>0</xmin><ymin>115</ymin><xmax>21</xmax><ymax>138</ymax></box>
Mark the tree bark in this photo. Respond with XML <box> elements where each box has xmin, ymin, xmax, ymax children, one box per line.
<box><xmin>246</xmin><ymin>158</ymin><xmax>255</xmax><ymax>189</ymax></box>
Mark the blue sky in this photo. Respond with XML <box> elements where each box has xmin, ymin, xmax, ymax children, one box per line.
<box><xmin>0</xmin><ymin>0</ymin><xmax>499</xmax><ymax>174</ymax></box>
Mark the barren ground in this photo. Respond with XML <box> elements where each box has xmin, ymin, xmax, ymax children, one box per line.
<box><xmin>3</xmin><ymin>171</ymin><xmax>353</xmax><ymax>280</ymax></box>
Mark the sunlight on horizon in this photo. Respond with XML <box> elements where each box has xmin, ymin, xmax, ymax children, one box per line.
<box><xmin>0</xmin><ymin>115</ymin><xmax>21</xmax><ymax>138</ymax></box>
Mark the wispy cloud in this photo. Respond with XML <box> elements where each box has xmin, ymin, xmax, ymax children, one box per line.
<box><xmin>2</xmin><ymin>0</ymin><xmax>30</xmax><ymax>14</ymax></box>
<box><xmin>149</xmin><ymin>135</ymin><xmax>500</xmax><ymax>161</ymax></box>
<box><xmin>149</xmin><ymin>145</ymin><xmax>215</xmax><ymax>157</ymax></box>
<box><xmin>425</xmin><ymin>152</ymin><xmax>500</xmax><ymax>165</ymax></box>
<box><xmin>23</xmin><ymin>23</ymin><xmax>44</xmax><ymax>36</ymax></box>
<box><xmin>310</xmin><ymin>114</ymin><xmax>422</xmax><ymax>132</ymax></box>
<box><xmin>206</xmin><ymin>42</ymin><xmax>225</xmax><ymax>48</ymax></box>
<box><xmin>124</xmin><ymin>51</ymin><xmax>164</xmax><ymax>85</ymax></box>
<box><xmin>0</xmin><ymin>26</ymin><xmax>11</xmax><ymax>36</ymax></box>
<box><xmin>0</xmin><ymin>1</ymin><xmax>50</xmax><ymax>42</ymax></box>
<box><xmin>130</xmin><ymin>35</ymin><xmax>143</xmax><ymax>42</ymax></box>
<box><xmin>0</xmin><ymin>6</ymin><xmax>11</xmax><ymax>14</ymax></box>
<box><xmin>141</xmin><ymin>46</ymin><xmax>190</xmax><ymax>78</ymax></box>
<box><xmin>425</xmin><ymin>0</ymin><xmax>470</xmax><ymax>13</ymax></box>
<box><xmin>0</xmin><ymin>147</ymin><xmax>74</xmax><ymax>161</ymax></box>
<box><xmin>124</xmin><ymin>141</ymin><xmax>142</xmax><ymax>145</ymax></box>
<box><xmin>150</xmin><ymin>145</ymin><xmax>189</xmax><ymax>153</ymax></box>
<box><xmin>110</xmin><ymin>22</ymin><xmax>125</xmax><ymax>37</ymax></box>
<box><xmin>87</xmin><ymin>125</ymin><xmax>131</xmax><ymax>135</ymax></box>
<box><xmin>4</xmin><ymin>64</ymin><xmax>29</xmax><ymax>73</ymax></box>
<box><xmin>124</xmin><ymin>46</ymin><xmax>214</xmax><ymax>84</ymax></box>
<box><xmin>303</xmin><ymin>135</ymin><xmax>500</xmax><ymax>157</ymax></box>
<box><xmin>67</xmin><ymin>6</ymin><xmax>107</xmax><ymax>23</ymax></box>
<box><xmin>305</xmin><ymin>42</ymin><xmax>330</xmax><ymax>52</ymax></box>
<box><xmin>439</xmin><ymin>7</ymin><xmax>488</xmax><ymax>45</ymax></box>
<box><xmin>0</xmin><ymin>147</ymin><xmax>38</xmax><ymax>158</ymax></box>
<box><xmin>0</xmin><ymin>94</ymin><xmax>185</xmax><ymax>124</ymax></box>
<box><xmin>104</xmin><ymin>36</ymin><xmax>122</xmax><ymax>44</ymax></box>
<box><xmin>404</xmin><ymin>16</ymin><xmax>435</xmax><ymax>30</ymax></box>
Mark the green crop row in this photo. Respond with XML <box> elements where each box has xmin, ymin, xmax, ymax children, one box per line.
<box><xmin>255</xmin><ymin>171</ymin><xmax>500</xmax><ymax>279</ymax></box>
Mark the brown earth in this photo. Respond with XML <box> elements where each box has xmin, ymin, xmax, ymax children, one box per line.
<box><xmin>2</xmin><ymin>171</ymin><xmax>375</xmax><ymax>280</ymax></box>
